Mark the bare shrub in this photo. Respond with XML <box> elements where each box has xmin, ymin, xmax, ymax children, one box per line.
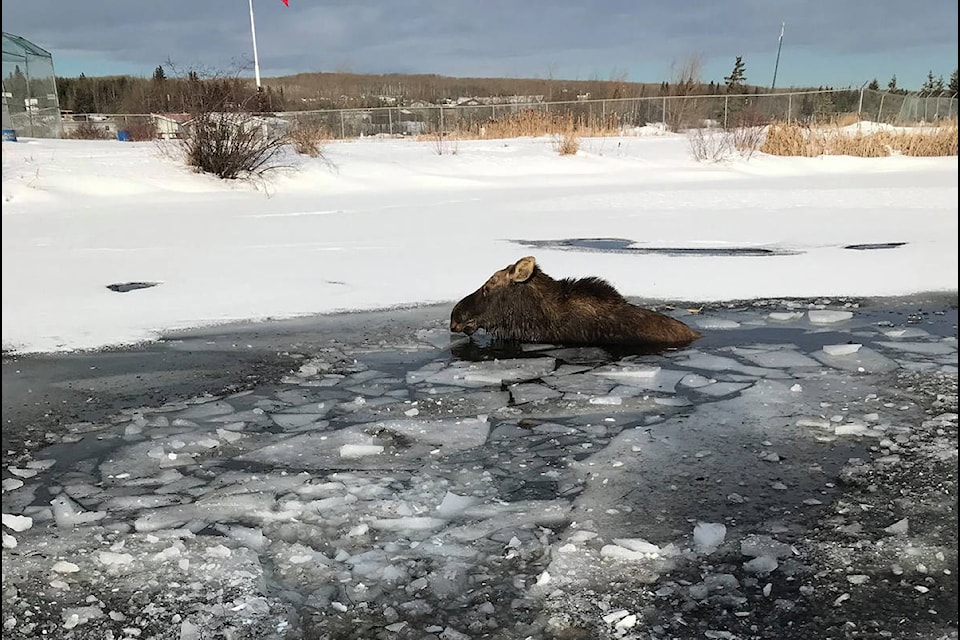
<box><xmin>182</xmin><ymin>110</ymin><xmax>288</xmax><ymax>179</ymax></box>
<box><xmin>553</xmin><ymin>129</ymin><xmax>580</xmax><ymax>155</ymax></box>
<box><xmin>175</xmin><ymin>69</ymin><xmax>289</xmax><ymax>179</ymax></box>
<box><xmin>687</xmin><ymin>127</ymin><xmax>732</xmax><ymax>162</ymax></box>
<box><xmin>430</xmin><ymin>130</ymin><xmax>460</xmax><ymax>156</ymax></box>
<box><xmin>286</xmin><ymin>122</ymin><xmax>330</xmax><ymax>157</ymax></box>
<box><xmin>67</xmin><ymin>121</ymin><xmax>112</xmax><ymax>140</ymax></box>
<box><xmin>124</xmin><ymin>120</ymin><xmax>158</xmax><ymax>142</ymax></box>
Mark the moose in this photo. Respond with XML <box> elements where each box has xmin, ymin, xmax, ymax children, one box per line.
<box><xmin>450</xmin><ymin>256</ymin><xmax>701</xmax><ymax>347</ymax></box>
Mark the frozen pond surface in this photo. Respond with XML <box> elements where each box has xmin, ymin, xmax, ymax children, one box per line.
<box><xmin>2</xmin><ymin>296</ymin><xmax>957</xmax><ymax>640</ymax></box>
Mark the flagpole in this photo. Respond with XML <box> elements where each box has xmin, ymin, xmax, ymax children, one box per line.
<box><xmin>248</xmin><ymin>0</ymin><xmax>262</xmax><ymax>90</ymax></box>
<box><xmin>771</xmin><ymin>22</ymin><xmax>785</xmax><ymax>89</ymax></box>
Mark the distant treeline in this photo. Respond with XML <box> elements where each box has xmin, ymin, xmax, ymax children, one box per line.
<box><xmin>52</xmin><ymin>67</ymin><xmax>957</xmax><ymax>115</ymax></box>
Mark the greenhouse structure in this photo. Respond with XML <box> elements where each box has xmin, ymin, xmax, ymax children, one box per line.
<box><xmin>2</xmin><ymin>31</ymin><xmax>62</xmax><ymax>138</ymax></box>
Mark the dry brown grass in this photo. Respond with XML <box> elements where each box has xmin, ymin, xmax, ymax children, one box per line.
<box><xmin>415</xmin><ymin>109</ymin><xmax>622</xmax><ymax>142</ymax></box>
<box><xmin>286</xmin><ymin>122</ymin><xmax>331</xmax><ymax>157</ymax></box>
<box><xmin>761</xmin><ymin>120</ymin><xmax>958</xmax><ymax>157</ymax></box>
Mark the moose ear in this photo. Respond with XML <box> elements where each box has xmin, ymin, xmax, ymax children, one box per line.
<box><xmin>509</xmin><ymin>256</ymin><xmax>536</xmax><ymax>283</ymax></box>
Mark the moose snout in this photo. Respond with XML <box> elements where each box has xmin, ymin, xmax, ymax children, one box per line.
<box><xmin>450</xmin><ymin>319</ymin><xmax>476</xmax><ymax>335</ymax></box>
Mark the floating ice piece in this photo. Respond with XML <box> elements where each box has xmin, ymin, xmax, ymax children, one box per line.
<box><xmin>600</xmin><ymin>544</ymin><xmax>658</xmax><ymax>561</ymax></box>
<box><xmin>2</xmin><ymin>532</ymin><xmax>16</xmax><ymax>548</ymax></box>
<box><xmin>808</xmin><ymin>310</ymin><xmax>853</xmax><ymax>325</ymax></box>
<box><xmin>590</xmin><ymin>364</ymin><xmax>661</xmax><ymax>381</ymax></box>
<box><xmin>834</xmin><ymin>423</ymin><xmax>871</xmax><ymax>436</ymax></box>
<box><xmin>740</xmin><ymin>534</ymin><xmax>794</xmax><ymax>559</ymax></box>
<box><xmin>339</xmin><ymin>444</ymin><xmax>384</xmax><ymax>459</ymax></box>
<box><xmin>2</xmin><ymin>513</ymin><xmax>32</xmax><ymax>532</ymax></box>
<box><xmin>744</xmin><ymin>556</ymin><xmax>779</xmax><ymax>574</ymax></box>
<box><xmin>769</xmin><ymin>311</ymin><xmax>804</xmax><ymax>321</ymax></box>
<box><xmin>693</xmin><ymin>522</ymin><xmax>726</xmax><ymax>554</ymax></box>
<box><xmin>822</xmin><ymin>343</ymin><xmax>862</xmax><ymax>356</ymax></box>
<box><xmin>695</xmin><ymin>318</ymin><xmax>740</xmax><ymax>330</ymax></box>
<box><xmin>50</xmin><ymin>495</ymin><xmax>106</xmax><ymax>528</ymax></box>
<box><xmin>369</xmin><ymin>517</ymin><xmax>446</xmax><ymax>531</ymax></box>
<box><xmin>737</xmin><ymin>347</ymin><xmax>821</xmax><ymax>369</ymax></box>
<box><xmin>812</xmin><ymin>346</ymin><xmax>897</xmax><ymax>374</ymax></box>
<box><xmin>612</xmin><ymin>538</ymin><xmax>664</xmax><ymax>555</ymax></box>
<box><xmin>508</xmin><ymin>382</ymin><xmax>562</xmax><ymax>405</ymax></box>
<box><xmin>589</xmin><ymin>396</ymin><xmax>623</xmax><ymax>405</ymax></box>
<box><xmin>62</xmin><ymin>606</ymin><xmax>103</xmax><ymax>629</ymax></box>
<box><xmin>884</xmin><ymin>517</ymin><xmax>909</xmax><ymax>535</ymax></box>
<box><xmin>882</xmin><ymin>327</ymin><xmax>930</xmax><ymax>339</ymax></box>
<box><xmin>408</xmin><ymin>357</ymin><xmax>556</xmax><ymax>388</ymax></box>
<box><xmin>875</xmin><ymin>341</ymin><xmax>955</xmax><ymax>355</ymax></box>
<box><xmin>51</xmin><ymin>561</ymin><xmax>80</xmax><ymax>573</ymax></box>
<box><xmin>98</xmin><ymin>551</ymin><xmax>134</xmax><ymax>566</ymax></box>
<box><xmin>679</xmin><ymin>373</ymin><xmax>715</xmax><ymax>388</ymax></box>
<box><xmin>435</xmin><ymin>492</ymin><xmax>480</xmax><ymax>518</ymax></box>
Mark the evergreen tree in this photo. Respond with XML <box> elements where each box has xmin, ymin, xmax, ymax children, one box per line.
<box><xmin>932</xmin><ymin>75</ymin><xmax>945</xmax><ymax>93</ymax></box>
<box><xmin>867</xmin><ymin>78</ymin><xmax>879</xmax><ymax>91</ymax></box>
<box><xmin>887</xmin><ymin>75</ymin><xmax>898</xmax><ymax>92</ymax></box>
<box><xmin>724</xmin><ymin>56</ymin><xmax>747</xmax><ymax>93</ymax></box>
<box><xmin>950</xmin><ymin>69</ymin><xmax>959</xmax><ymax>94</ymax></box>
<box><xmin>152</xmin><ymin>65</ymin><xmax>166</xmax><ymax>82</ymax></box>
<box><xmin>921</xmin><ymin>70</ymin><xmax>936</xmax><ymax>93</ymax></box>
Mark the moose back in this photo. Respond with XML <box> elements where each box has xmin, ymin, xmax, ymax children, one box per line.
<box><xmin>450</xmin><ymin>256</ymin><xmax>701</xmax><ymax>347</ymax></box>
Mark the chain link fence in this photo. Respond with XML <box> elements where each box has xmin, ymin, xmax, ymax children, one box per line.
<box><xmin>58</xmin><ymin>87</ymin><xmax>959</xmax><ymax>141</ymax></box>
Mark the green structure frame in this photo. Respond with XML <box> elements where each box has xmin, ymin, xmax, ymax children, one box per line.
<box><xmin>2</xmin><ymin>32</ymin><xmax>63</xmax><ymax>138</ymax></box>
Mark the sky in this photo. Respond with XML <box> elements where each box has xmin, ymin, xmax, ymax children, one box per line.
<box><xmin>2</xmin><ymin>0</ymin><xmax>957</xmax><ymax>90</ymax></box>
<box><xmin>1</xmin><ymin>126</ymin><xmax>957</xmax><ymax>354</ymax></box>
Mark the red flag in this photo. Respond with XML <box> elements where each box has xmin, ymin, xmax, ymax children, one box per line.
<box><xmin>281</xmin><ymin>0</ymin><xmax>288</xmax><ymax>5</ymax></box>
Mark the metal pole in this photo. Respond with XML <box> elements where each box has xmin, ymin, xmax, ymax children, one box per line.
<box><xmin>248</xmin><ymin>0</ymin><xmax>262</xmax><ymax>89</ymax></box>
<box><xmin>771</xmin><ymin>22</ymin><xmax>785</xmax><ymax>89</ymax></box>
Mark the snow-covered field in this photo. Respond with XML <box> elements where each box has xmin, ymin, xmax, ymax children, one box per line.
<box><xmin>2</xmin><ymin>130</ymin><xmax>957</xmax><ymax>353</ymax></box>
<box><xmin>1</xmin><ymin>132</ymin><xmax>957</xmax><ymax>639</ymax></box>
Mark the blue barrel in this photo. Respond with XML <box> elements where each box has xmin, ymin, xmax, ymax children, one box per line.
<box><xmin>1</xmin><ymin>129</ymin><xmax>17</xmax><ymax>142</ymax></box>
<box><xmin>117</xmin><ymin>130</ymin><xmax>131</xmax><ymax>142</ymax></box>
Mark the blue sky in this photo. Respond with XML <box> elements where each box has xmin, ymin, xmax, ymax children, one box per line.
<box><xmin>3</xmin><ymin>0</ymin><xmax>957</xmax><ymax>90</ymax></box>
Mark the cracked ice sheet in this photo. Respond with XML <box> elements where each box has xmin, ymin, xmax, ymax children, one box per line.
<box><xmin>671</xmin><ymin>351</ymin><xmax>787</xmax><ymax>378</ymax></box>
<box><xmin>237</xmin><ymin>416</ymin><xmax>490</xmax><ymax>471</ymax></box>
<box><xmin>730</xmin><ymin>345</ymin><xmax>822</xmax><ymax>369</ymax></box>
<box><xmin>874</xmin><ymin>340</ymin><xmax>956</xmax><ymax>356</ymax></box>
<box><xmin>811</xmin><ymin>346</ymin><xmax>898</xmax><ymax>373</ymax></box>
<box><xmin>406</xmin><ymin>357</ymin><xmax>556</xmax><ymax>388</ymax></box>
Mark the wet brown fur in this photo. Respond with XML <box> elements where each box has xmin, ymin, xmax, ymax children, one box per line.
<box><xmin>450</xmin><ymin>256</ymin><xmax>702</xmax><ymax>347</ymax></box>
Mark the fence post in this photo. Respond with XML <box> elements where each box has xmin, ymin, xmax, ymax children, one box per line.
<box><xmin>439</xmin><ymin>105</ymin><xmax>444</xmax><ymax>135</ymax></box>
<box><xmin>723</xmin><ymin>95</ymin><xmax>729</xmax><ymax>128</ymax></box>
<box><xmin>388</xmin><ymin>108</ymin><xmax>393</xmax><ymax>135</ymax></box>
<box><xmin>877</xmin><ymin>93</ymin><xmax>885</xmax><ymax>123</ymax></box>
<box><xmin>339</xmin><ymin>111</ymin><xmax>345</xmax><ymax>139</ymax></box>
<box><xmin>662</xmin><ymin>96</ymin><xmax>667</xmax><ymax>126</ymax></box>
<box><xmin>857</xmin><ymin>86</ymin><xmax>865</xmax><ymax>120</ymax></box>
<box><xmin>787</xmin><ymin>94</ymin><xmax>792</xmax><ymax>122</ymax></box>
